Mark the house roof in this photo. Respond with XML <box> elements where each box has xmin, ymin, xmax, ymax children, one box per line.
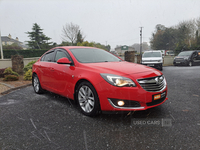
<box><xmin>1</xmin><ymin>35</ymin><xmax>29</xmax><ymax>49</ymax></box>
<box><xmin>1</xmin><ymin>36</ymin><xmax>23</xmax><ymax>44</ymax></box>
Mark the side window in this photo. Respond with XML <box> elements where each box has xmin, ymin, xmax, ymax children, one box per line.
<box><xmin>40</xmin><ymin>55</ymin><xmax>45</xmax><ymax>61</ymax></box>
<box><xmin>55</xmin><ymin>51</ymin><xmax>68</xmax><ymax>62</ymax></box>
<box><xmin>55</xmin><ymin>50</ymin><xmax>72</xmax><ymax>62</ymax></box>
<box><xmin>43</xmin><ymin>51</ymin><xmax>55</xmax><ymax>62</ymax></box>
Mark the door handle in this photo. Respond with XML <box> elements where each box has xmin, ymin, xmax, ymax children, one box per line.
<box><xmin>50</xmin><ymin>68</ymin><xmax>54</xmax><ymax>72</ymax></box>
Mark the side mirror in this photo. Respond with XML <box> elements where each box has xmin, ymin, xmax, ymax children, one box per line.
<box><xmin>57</xmin><ymin>57</ymin><xmax>72</xmax><ymax>65</ymax></box>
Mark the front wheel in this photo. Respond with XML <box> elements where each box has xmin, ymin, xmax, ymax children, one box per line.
<box><xmin>32</xmin><ymin>74</ymin><xmax>44</xmax><ymax>94</ymax></box>
<box><xmin>76</xmin><ymin>81</ymin><xmax>101</xmax><ymax>117</ymax></box>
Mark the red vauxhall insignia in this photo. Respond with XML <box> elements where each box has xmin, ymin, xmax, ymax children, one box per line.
<box><xmin>32</xmin><ymin>46</ymin><xmax>168</xmax><ymax>116</ymax></box>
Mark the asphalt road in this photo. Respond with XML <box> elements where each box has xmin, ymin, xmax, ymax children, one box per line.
<box><xmin>0</xmin><ymin>66</ymin><xmax>200</xmax><ymax>150</ymax></box>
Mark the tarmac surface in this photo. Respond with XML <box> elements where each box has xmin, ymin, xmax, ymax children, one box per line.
<box><xmin>0</xmin><ymin>66</ymin><xmax>200</xmax><ymax>150</ymax></box>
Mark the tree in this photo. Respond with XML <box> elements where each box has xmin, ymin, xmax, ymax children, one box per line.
<box><xmin>150</xmin><ymin>17</ymin><xmax>200</xmax><ymax>53</ymax></box>
<box><xmin>62</xmin><ymin>22</ymin><xmax>84</xmax><ymax>45</ymax></box>
<box><xmin>26</xmin><ymin>23</ymin><xmax>52</xmax><ymax>49</ymax></box>
<box><xmin>76</xmin><ymin>30</ymin><xmax>84</xmax><ymax>44</ymax></box>
<box><xmin>77</xmin><ymin>41</ymin><xmax>111</xmax><ymax>51</ymax></box>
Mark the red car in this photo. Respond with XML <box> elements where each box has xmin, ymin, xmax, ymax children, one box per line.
<box><xmin>32</xmin><ymin>46</ymin><xmax>168</xmax><ymax>116</ymax></box>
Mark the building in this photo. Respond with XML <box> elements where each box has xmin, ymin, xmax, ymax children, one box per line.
<box><xmin>1</xmin><ymin>34</ymin><xmax>28</xmax><ymax>49</ymax></box>
<box><xmin>115</xmin><ymin>45</ymin><xmax>135</xmax><ymax>56</ymax></box>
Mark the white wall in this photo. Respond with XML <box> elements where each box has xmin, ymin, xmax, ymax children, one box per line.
<box><xmin>0</xmin><ymin>57</ymin><xmax>40</xmax><ymax>69</ymax></box>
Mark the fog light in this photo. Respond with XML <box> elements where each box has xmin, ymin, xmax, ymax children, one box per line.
<box><xmin>117</xmin><ymin>101</ymin><xmax>125</xmax><ymax>106</ymax></box>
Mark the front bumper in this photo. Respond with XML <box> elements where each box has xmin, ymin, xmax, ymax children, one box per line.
<box><xmin>173</xmin><ymin>59</ymin><xmax>189</xmax><ymax>66</ymax></box>
<box><xmin>142</xmin><ymin>63</ymin><xmax>162</xmax><ymax>70</ymax></box>
<box><xmin>95</xmin><ymin>80</ymin><xmax>168</xmax><ymax>111</ymax></box>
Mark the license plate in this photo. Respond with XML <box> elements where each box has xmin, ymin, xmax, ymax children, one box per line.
<box><xmin>147</xmin><ymin>64</ymin><xmax>154</xmax><ymax>66</ymax></box>
<box><xmin>153</xmin><ymin>92</ymin><xmax>166</xmax><ymax>100</ymax></box>
<box><xmin>176</xmin><ymin>62</ymin><xmax>180</xmax><ymax>63</ymax></box>
<box><xmin>154</xmin><ymin>94</ymin><xmax>161</xmax><ymax>100</ymax></box>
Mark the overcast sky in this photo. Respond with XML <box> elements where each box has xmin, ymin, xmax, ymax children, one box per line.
<box><xmin>1</xmin><ymin>0</ymin><xmax>200</xmax><ymax>49</ymax></box>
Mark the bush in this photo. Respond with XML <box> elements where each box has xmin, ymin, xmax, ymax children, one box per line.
<box><xmin>3</xmin><ymin>67</ymin><xmax>19</xmax><ymax>77</ymax></box>
<box><xmin>3</xmin><ymin>75</ymin><xmax>19</xmax><ymax>81</ymax></box>
<box><xmin>0</xmin><ymin>68</ymin><xmax>6</xmax><ymax>78</ymax></box>
<box><xmin>23</xmin><ymin>60</ymin><xmax>37</xmax><ymax>73</ymax></box>
<box><xmin>23</xmin><ymin>69</ymin><xmax>32</xmax><ymax>81</ymax></box>
<box><xmin>0</xmin><ymin>49</ymin><xmax>48</xmax><ymax>59</ymax></box>
<box><xmin>4</xmin><ymin>67</ymin><xmax>19</xmax><ymax>76</ymax></box>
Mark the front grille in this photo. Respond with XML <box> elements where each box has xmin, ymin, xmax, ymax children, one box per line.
<box><xmin>143</xmin><ymin>60</ymin><xmax>159</xmax><ymax>62</ymax></box>
<box><xmin>137</xmin><ymin>75</ymin><xmax>166</xmax><ymax>92</ymax></box>
<box><xmin>175</xmin><ymin>58</ymin><xmax>184</xmax><ymax>62</ymax></box>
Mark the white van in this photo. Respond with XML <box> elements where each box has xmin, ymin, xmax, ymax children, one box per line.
<box><xmin>142</xmin><ymin>50</ymin><xmax>163</xmax><ymax>71</ymax></box>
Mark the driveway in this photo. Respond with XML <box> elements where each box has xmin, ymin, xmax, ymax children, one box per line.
<box><xmin>0</xmin><ymin>66</ymin><xmax>200</xmax><ymax>150</ymax></box>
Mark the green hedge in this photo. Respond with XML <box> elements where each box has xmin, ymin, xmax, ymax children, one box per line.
<box><xmin>0</xmin><ymin>49</ymin><xmax>49</xmax><ymax>59</ymax></box>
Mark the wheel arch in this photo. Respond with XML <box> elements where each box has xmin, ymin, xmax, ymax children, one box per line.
<box><xmin>32</xmin><ymin>72</ymin><xmax>37</xmax><ymax>84</ymax></box>
<box><xmin>74</xmin><ymin>79</ymin><xmax>98</xmax><ymax>103</ymax></box>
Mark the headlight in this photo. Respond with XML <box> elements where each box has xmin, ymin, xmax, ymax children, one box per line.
<box><xmin>100</xmin><ymin>73</ymin><xmax>136</xmax><ymax>87</ymax></box>
<box><xmin>184</xmin><ymin>57</ymin><xmax>189</xmax><ymax>60</ymax></box>
<box><xmin>158</xmin><ymin>59</ymin><xmax>162</xmax><ymax>62</ymax></box>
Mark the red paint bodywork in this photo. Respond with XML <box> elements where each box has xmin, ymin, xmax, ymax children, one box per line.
<box><xmin>32</xmin><ymin>46</ymin><xmax>168</xmax><ymax>111</ymax></box>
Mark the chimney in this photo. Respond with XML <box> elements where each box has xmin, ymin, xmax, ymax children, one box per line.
<box><xmin>16</xmin><ymin>37</ymin><xmax>19</xmax><ymax>41</ymax></box>
<box><xmin>8</xmin><ymin>34</ymin><xmax>11</xmax><ymax>39</ymax></box>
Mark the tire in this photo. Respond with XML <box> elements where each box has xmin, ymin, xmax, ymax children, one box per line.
<box><xmin>32</xmin><ymin>74</ymin><xmax>44</xmax><ymax>94</ymax></box>
<box><xmin>160</xmin><ymin>64</ymin><xmax>163</xmax><ymax>71</ymax></box>
<box><xmin>188</xmin><ymin>61</ymin><xmax>193</xmax><ymax>67</ymax></box>
<box><xmin>76</xmin><ymin>81</ymin><xmax>101</xmax><ymax>117</ymax></box>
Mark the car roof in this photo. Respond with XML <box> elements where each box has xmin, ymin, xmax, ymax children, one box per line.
<box><xmin>55</xmin><ymin>46</ymin><xmax>100</xmax><ymax>50</ymax></box>
<box><xmin>180</xmin><ymin>50</ymin><xmax>195</xmax><ymax>52</ymax></box>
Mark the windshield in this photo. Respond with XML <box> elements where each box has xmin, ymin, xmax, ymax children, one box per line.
<box><xmin>178</xmin><ymin>51</ymin><xmax>193</xmax><ymax>56</ymax></box>
<box><xmin>70</xmin><ymin>48</ymin><xmax>121</xmax><ymax>63</ymax></box>
<box><xmin>142</xmin><ymin>52</ymin><xmax>161</xmax><ymax>58</ymax></box>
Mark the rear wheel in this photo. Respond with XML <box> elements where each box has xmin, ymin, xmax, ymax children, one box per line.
<box><xmin>32</xmin><ymin>74</ymin><xmax>43</xmax><ymax>94</ymax></box>
<box><xmin>76</xmin><ymin>81</ymin><xmax>101</xmax><ymax>117</ymax></box>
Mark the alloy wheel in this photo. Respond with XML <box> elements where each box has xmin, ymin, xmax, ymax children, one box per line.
<box><xmin>33</xmin><ymin>76</ymin><xmax>39</xmax><ymax>93</ymax></box>
<box><xmin>78</xmin><ymin>85</ymin><xmax>95</xmax><ymax>113</ymax></box>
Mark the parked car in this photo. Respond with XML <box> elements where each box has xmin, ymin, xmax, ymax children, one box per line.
<box><xmin>166</xmin><ymin>50</ymin><xmax>175</xmax><ymax>56</ymax></box>
<box><xmin>32</xmin><ymin>46</ymin><xmax>168</xmax><ymax>116</ymax></box>
<box><xmin>173</xmin><ymin>50</ymin><xmax>200</xmax><ymax>66</ymax></box>
<box><xmin>141</xmin><ymin>50</ymin><xmax>163</xmax><ymax>71</ymax></box>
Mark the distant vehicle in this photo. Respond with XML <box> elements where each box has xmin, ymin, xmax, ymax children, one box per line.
<box><xmin>142</xmin><ymin>50</ymin><xmax>163</xmax><ymax>71</ymax></box>
<box><xmin>160</xmin><ymin>50</ymin><xmax>165</xmax><ymax>56</ymax></box>
<box><xmin>32</xmin><ymin>46</ymin><xmax>168</xmax><ymax>116</ymax></box>
<box><xmin>173</xmin><ymin>50</ymin><xmax>200</xmax><ymax>66</ymax></box>
<box><xmin>166</xmin><ymin>50</ymin><xmax>174</xmax><ymax>56</ymax></box>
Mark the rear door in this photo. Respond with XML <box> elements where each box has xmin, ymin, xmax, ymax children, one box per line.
<box><xmin>39</xmin><ymin>50</ymin><xmax>56</xmax><ymax>88</ymax></box>
<box><xmin>49</xmin><ymin>49</ymin><xmax>74</xmax><ymax>93</ymax></box>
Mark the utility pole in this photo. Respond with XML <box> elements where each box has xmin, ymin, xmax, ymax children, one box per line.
<box><xmin>0</xmin><ymin>30</ymin><xmax>4</xmax><ymax>59</ymax></box>
<box><xmin>139</xmin><ymin>27</ymin><xmax>143</xmax><ymax>55</ymax></box>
